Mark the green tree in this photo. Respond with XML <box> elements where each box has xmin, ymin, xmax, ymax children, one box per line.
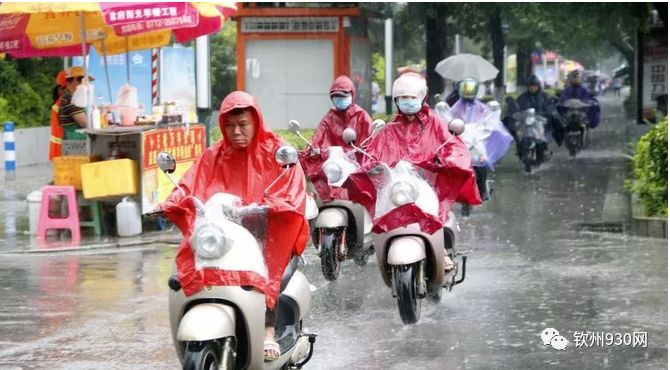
<box><xmin>0</xmin><ymin>56</ymin><xmax>61</xmax><ymax>128</ymax></box>
<box><xmin>210</xmin><ymin>21</ymin><xmax>237</xmax><ymax>110</ymax></box>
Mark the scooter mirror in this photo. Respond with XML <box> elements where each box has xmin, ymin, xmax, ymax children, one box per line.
<box><xmin>275</xmin><ymin>145</ymin><xmax>299</xmax><ymax>166</ymax></box>
<box><xmin>487</xmin><ymin>100</ymin><xmax>501</xmax><ymax>112</ymax></box>
<box><xmin>371</xmin><ymin>119</ymin><xmax>386</xmax><ymax>134</ymax></box>
<box><xmin>157</xmin><ymin>152</ymin><xmax>177</xmax><ymax>174</ymax></box>
<box><xmin>288</xmin><ymin>120</ymin><xmax>301</xmax><ymax>134</ymax></box>
<box><xmin>448</xmin><ymin>118</ymin><xmax>465</xmax><ymax>136</ymax></box>
<box><xmin>342</xmin><ymin>128</ymin><xmax>357</xmax><ymax>145</ymax></box>
<box><xmin>434</xmin><ymin>101</ymin><xmax>449</xmax><ymax>112</ymax></box>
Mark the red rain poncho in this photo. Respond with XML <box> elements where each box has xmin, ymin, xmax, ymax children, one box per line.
<box><xmin>345</xmin><ymin>104</ymin><xmax>481</xmax><ymax>234</ymax></box>
<box><xmin>162</xmin><ymin>91</ymin><xmax>309</xmax><ymax>308</ymax></box>
<box><xmin>301</xmin><ymin>75</ymin><xmax>372</xmax><ymax>201</ymax></box>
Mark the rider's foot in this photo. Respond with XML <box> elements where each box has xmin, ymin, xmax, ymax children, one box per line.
<box><xmin>264</xmin><ymin>327</ymin><xmax>280</xmax><ymax>362</ymax></box>
<box><xmin>444</xmin><ymin>255</ymin><xmax>455</xmax><ymax>272</ymax></box>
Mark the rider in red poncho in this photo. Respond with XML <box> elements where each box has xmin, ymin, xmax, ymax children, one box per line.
<box><xmin>301</xmin><ymin>75</ymin><xmax>372</xmax><ymax>202</ymax></box>
<box><xmin>345</xmin><ymin>73</ymin><xmax>481</xmax><ymax>270</ymax></box>
<box><xmin>161</xmin><ymin>91</ymin><xmax>309</xmax><ymax>360</ymax></box>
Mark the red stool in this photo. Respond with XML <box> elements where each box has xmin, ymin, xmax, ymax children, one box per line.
<box><xmin>37</xmin><ymin>185</ymin><xmax>80</xmax><ymax>243</ymax></box>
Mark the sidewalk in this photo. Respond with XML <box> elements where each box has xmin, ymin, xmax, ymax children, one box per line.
<box><xmin>0</xmin><ymin>162</ymin><xmax>182</xmax><ymax>254</ymax></box>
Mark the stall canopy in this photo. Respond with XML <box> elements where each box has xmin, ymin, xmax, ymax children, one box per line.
<box><xmin>0</xmin><ymin>2</ymin><xmax>237</xmax><ymax>57</ymax></box>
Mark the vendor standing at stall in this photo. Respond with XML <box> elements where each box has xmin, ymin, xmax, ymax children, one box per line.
<box><xmin>59</xmin><ymin>66</ymin><xmax>95</xmax><ymax>140</ymax></box>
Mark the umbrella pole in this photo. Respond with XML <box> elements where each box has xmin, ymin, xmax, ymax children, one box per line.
<box><xmin>79</xmin><ymin>11</ymin><xmax>90</xmax><ymax>124</ymax></box>
<box><xmin>79</xmin><ymin>11</ymin><xmax>87</xmax><ymax>75</ymax></box>
<box><xmin>100</xmin><ymin>38</ymin><xmax>113</xmax><ymax>106</ymax></box>
<box><xmin>125</xmin><ymin>37</ymin><xmax>130</xmax><ymax>83</ymax></box>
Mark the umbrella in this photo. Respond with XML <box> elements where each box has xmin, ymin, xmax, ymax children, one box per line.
<box><xmin>0</xmin><ymin>2</ymin><xmax>236</xmax><ymax>119</ymax></box>
<box><xmin>0</xmin><ymin>2</ymin><xmax>237</xmax><ymax>57</ymax></box>
<box><xmin>435</xmin><ymin>53</ymin><xmax>499</xmax><ymax>82</ymax></box>
<box><xmin>559</xmin><ymin>59</ymin><xmax>584</xmax><ymax>73</ymax></box>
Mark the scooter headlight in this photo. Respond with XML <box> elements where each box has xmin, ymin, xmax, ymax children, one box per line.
<box><xmin>322</xmin><ymin>162</ymin><xmax>343</xmax><ymax>183</ymax></box>
<box><xmin>391</xmin><ymin>181</ymin><xmax>418</xmax><ymax>206</ymax></box>
<box><xmin>191</xmin><ymin>223</ymin><xmax>230</xmax><ymax>259</ymax></box>
<box><xmin>525</xmin><ymin>117</ymin><xmax>534</xmax><ymax>126</ymax></box>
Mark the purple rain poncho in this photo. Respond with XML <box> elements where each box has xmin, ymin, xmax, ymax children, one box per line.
<box><xmin>445</xmin><ymin>98</ymin><xmax>513</xmax><ymax>170</ymax></box>
<box><xmin>558</xmin><ymin>85</ymin><xmax>601</xmax><ymax>128</ymax></box>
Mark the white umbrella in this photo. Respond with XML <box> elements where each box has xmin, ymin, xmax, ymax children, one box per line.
<box><xmin>435</xmin><ymin>53</ymin><xmax>499</xmax><ymax>82</ymax></box>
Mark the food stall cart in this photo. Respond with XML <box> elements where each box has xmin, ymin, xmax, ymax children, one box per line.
<box><xmin>77</xmin><ymin>122</ymin><xmax>206</xmax><ymax>215</ymax></box>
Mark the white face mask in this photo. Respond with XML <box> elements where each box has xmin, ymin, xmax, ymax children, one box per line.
<box><xmin>397</xmin><ymin>97</ymin><xmax>422</xmax><ymax>115</ymax></box>
<box><xmin>332</xmin><ymin>95</ymin><xmax>352</xmax><ymax>110</ymax></box>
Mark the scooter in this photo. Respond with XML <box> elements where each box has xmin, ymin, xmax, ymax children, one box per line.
<box><xmin>157</xmin><ymin>148</ymin><xmax>317</xmax><ymax>370</ymax></box>
<box><xmin>513</xmin><ymin>108</ymin><xmax>548</xmax><ymax>173</ymax></box>
<box><xmin>559</xmin><ymin>98</ymin><xmax>592</xmax><ymax>157</ymax></box>
<box><xmin>289</xmin><ymin>120</ymin><xmax>384</xmax><ymax>281</ymax></box>
<box><xmin>350</xmin><ymin>119</ymin><xmax>468</xmax><ymax>325</ymax></box>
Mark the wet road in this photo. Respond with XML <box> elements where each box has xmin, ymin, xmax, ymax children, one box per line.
<box><xmin>0</xmin><ymin>97</ymin><xmax>666</xmax><ymax>369</ymax></box>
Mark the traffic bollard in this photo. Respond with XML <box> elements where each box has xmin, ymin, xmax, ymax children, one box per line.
<box><xmin>3</xmin><ymin>121</ymin><xmax>15</xmax><ymax>180</ymax></box>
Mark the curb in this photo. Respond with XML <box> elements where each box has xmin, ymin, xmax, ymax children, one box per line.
<box><xmin>629</xmin><ymin>194</ymin><xmax>668</xmax><ymax>239</ymax></box>
<box><xmin>0</xmin><ymin>233</ymin><xmax>181</xmax><ymax>255</ymax></box>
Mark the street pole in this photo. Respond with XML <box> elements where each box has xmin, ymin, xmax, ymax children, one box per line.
<box><xmin>195</xmin><ymin>35</ymin><xmax>212</xmax><ymax>146</ymax></box>
<box><xmin>384</xmin><ymin>18</ymin><xmax>393</xmax><ymax>116</ymax></box>
<box><xmin>455</xmin><ymin>34</ymin><xmax>460</xmax><ymax>55</ymax></box>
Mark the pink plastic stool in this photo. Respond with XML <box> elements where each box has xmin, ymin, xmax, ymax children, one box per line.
<box><xmin>37</xmin><ymin>185</ymin><xmax>80</xmax><ymax>243</ymax></box>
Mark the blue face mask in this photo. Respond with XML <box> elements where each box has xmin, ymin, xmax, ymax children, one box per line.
<box><xmin>332</xmin><ymin>96</ymin><xmax>352</xmax><ymax>111</ymax></box>
<box><xmin>397</xmin><ymin>98</ymin><xmax>422</xmax><ymax>115</ymax></box>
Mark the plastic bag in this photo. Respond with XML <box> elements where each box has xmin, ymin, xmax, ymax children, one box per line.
<box><xmin>116</xmin><ymin>83</ymin><xmax>138</xmax><ymax>108</ymax></box>
<box><xmin>71</xmin><ymin>84</ymin><xmax>88</xmax><ymax>108</ymax></box>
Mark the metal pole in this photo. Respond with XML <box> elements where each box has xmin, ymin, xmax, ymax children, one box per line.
<box><xmin>3</xmin><ymin>121</ymin><xmax>15</xmax><ymax>180</ymax></box>
<box><xmin>384</xmin><ymin>18</ymin><xmax>393</xmax><ymax>115</ymax></box>
<box><xmin>455</xmin><ymin>34</ymin><xmax>460</xmax><ymax>54</ymax></box>
<box><xmin>100</xmin><ymin>38</ymin><xmax>113</xmax><ymax>105</ymax></box>
<box><xmin>542</xmin><ymin>51</ymin><xmax>548</xmax><ymax>87</ymax></box>
<box><xmin>125</xmin><ymin>37</ymin><xmax>131</xmax><ymax>83</ymax></box>
<box><xmin>195</xmin><ymin>35</ymin><xmax>211</xmax><ymax>146</ymax></box>
<box><xmin>79</xmin><ymin>12</ymin><xmax>87</xmax><ymax>76</ymax></box>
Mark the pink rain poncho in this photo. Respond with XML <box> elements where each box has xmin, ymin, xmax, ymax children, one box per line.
<box><xmin>300</xmin><ymin>75</ymin><xmax>372</xmax><ymax>202</ymax></box>
<box><xmin>344</xmin><ymin>103</ymin><xmax>481</xmax><ymax>234</ymax></box>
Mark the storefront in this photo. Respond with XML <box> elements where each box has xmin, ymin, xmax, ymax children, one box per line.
<box><xmin>234</xmin><ymin>3</ymin><xmax>372</xmax><ymax>129</ymax></box>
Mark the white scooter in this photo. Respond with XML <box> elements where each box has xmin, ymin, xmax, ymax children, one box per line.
<box><xmin>353</xmin><ymin>119</ymin><xmax>468</xmax><ymax>325</ymax></box>
<box><xmin>289</xmin><ymin>120</ymin><xmax>383</xmax><ymax>281</ymax></box>
<box><xmin>158</xmin><ymin>148</ymin><xmax>317</xmax><ymax>370</ymax></box>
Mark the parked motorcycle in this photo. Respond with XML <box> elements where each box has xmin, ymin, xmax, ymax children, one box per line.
<box><xmin>349</xmin><ymin>119</ymin><xmax>468</xmax><ymax>325</ymax></box>
<box><xmin>559</xmin><ymin>98</ymin><xmax>592</xmax><ymax>157</ymax></box>
<box><xmin>513</xmin><ymin>108</ymin><xmax>548</xmax><ymax>173</ymax></box>
<box><xmin>157</xmin><ymin>149</ymin><xmax>317</xmax><ymax>370</ymax></box>
<box><xmin>290</xmin><ymin>120</ymin><xmax>384</xmax><ymax>281</ymax></box>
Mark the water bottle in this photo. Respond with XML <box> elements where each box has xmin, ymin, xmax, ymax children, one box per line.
<box><xmin>116</xmin><ymin>197</ymin><xmax>142</xmax><ymax>237</ymax></box>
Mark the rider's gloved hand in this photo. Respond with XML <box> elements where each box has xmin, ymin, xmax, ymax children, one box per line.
<box><xmin>309</xmin><ymin>147</ymin><xmax>320</xmax><ymax>156</ymax></box>
<box><xmin>367</xmin><ymin>164</ymin><xmax>384</xmax><ymax>175</ymax></box>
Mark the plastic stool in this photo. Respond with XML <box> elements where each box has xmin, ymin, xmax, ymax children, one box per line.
<box><xmin>77</xmin><ymin>192</ymin><xmax>104</xmax><ymax>236</ymax></box>
<box><xmin>37</xmin><ymin>185</ymin><xmax>80</xmax><ymax>242</ymax></box>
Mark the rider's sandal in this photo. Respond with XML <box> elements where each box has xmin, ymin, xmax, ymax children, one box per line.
<box><xmin>444</xmin><ymin>256</ymin><xmax>455</xmax><ymax>272</ymax></box>
<box><xmin>264</xmin><ymin>340</ymin><xmax>281</xmax><ymax>362</ymax></box>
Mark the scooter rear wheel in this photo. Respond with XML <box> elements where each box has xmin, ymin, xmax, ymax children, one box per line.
<box><xmin>393</xmin><ymin>264</ymin><xmax>421</xmax><ymax>324</ymax></box>
<box><xmin>182</xmin><ymin>341</ymin><xmax>222</xmax><ymax>370</ymax></box>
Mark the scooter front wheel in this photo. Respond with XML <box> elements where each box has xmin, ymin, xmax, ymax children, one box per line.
<box><xmin>393</xmin><ymin>264</ymin><xmax>421</xmax><ymax>324</ymax></box>
<box><xmin>182</xmin><ymin>340</ymin><xmax>224</xmax><ymax>370</ymax></box>
<box><xmin>319</xmin><ymin>229</ymin><xmax>343</xmax><ymax>281</ymax></box>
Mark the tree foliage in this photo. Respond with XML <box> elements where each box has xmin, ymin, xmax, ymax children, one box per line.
<box><xmin>626</xmin><ymin>118</ymin><xmax>668</xmax><ymax>217</ymax></box>
<box><xmin>210</xmin><ymin>21</ymin><xmax>237</xmax><ymax>111</ymax></box>
<box><xmin>0</xmin><ymin>56</ymin><xmax>61</xmax><ymax>128</ymax></box>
